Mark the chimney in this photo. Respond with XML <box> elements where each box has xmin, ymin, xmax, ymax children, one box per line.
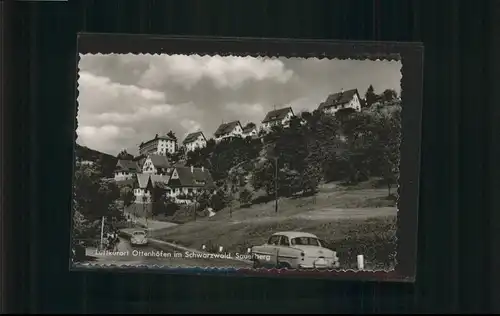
<box><xmin>190</xmin><ymin>165</ymin><xmax>194</xmax><ymax>173</ymax></box>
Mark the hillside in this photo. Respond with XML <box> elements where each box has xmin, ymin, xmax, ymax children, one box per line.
<box><xmin>179</xmin><ymin>103</ymin><xmax>401</xmax><ymax>218</ymax></box>
<box><xmin>75</xmin><ymin>143</ymin><xmax>117</xmax><ymax>177</ymax></box>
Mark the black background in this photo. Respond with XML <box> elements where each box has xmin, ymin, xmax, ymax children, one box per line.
<box><xmin>1</xmin><ymin>0</ymin><xmax>499</xmax><ymax>313</ymax></box>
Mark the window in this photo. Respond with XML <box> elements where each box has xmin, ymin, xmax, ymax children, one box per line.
<box><xmin>279</xmin><ymin>236</ymin><xmax>290</xmax><ymax>246</ymax></box>
<box><xmin>267</xmin><ymin>235</ymin><xmax>280</xmax><ymax>245</ymax></box>
<box><xmin>291</xmin><ymin>237</ymin><xmax>320</xmax><ymax>246</ymax></box>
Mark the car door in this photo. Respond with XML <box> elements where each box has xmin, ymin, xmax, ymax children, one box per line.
<box><xmin>276</xmin><ymin>235</ymin><xmax>296</xmax><ymax>268</ymax></box>
<box><xmin>260</xmin><ymin>235</ymin><xmax>280</xmax><ymax>267</ymax></box>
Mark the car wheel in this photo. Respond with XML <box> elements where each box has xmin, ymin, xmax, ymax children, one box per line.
<box><xmin>278</xmin><ymin>262</ymin><xmax>291</xmax><ymax>269</ymax></box>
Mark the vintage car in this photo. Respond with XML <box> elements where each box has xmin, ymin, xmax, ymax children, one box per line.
<box><xmin>130</xmin><ymin>230</ymin><xmax>148</xmax><ymax>246</ymax></box>
<box><xmin>251</xmin><ymin>231</ymin><xmax>340</xmax><ymax>269</ymax></box>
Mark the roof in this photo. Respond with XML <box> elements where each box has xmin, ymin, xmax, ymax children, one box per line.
<box><xmin>136</xmin><ymin>173</ymin><xmax>152</xmax><ymax>189</ymax></box>
<box><xmin>242</xmin><ymin>125</ymin><xmax>257</xmax><ymax>134</ymax></box>
<box><xmin>136</xmin><ymin>174</ymin><xmax>171</xmax><ymax>189</ymax></box>
<box><xmin>214</xmin><ymin>121</ymin><xmax>241</xmax><ymax>137</ymax></box>
<box><xmin>262</xmin><ymin>107</ymin><xmax>294</xmax><ymax>123</ymax></box>
<box><xmin>272</xmin><ymin>231</ymin><xmax>319</xmax><ymax>239</ymax></box>
<box><xmin>140</xmin><ymin>134</ymin><xmax>176</xmax><ymax>148</ymax></box>
<box><xmin>318</xmin><ymin>89</ymin><xmax>359</xmax><ymax>111</ymax></box>
<box><xmin>115</xmin><ymin>159</ymin><xmax>139</xmax><ymax>172</ymax></box>
<box><xmin>147</xmin><ymin>154</ymin><xmax>171</xmax><ymax>169</ymax></box>
<box><xmin>169</xmin><ymin>166</ymin><xmax>215</xmax><ymax>188</ymax></box>
<box><xmin>174</xmin><ymin>160</ymin><xmax>187</xmax><ymax>167</ymax></box>
<box><xmin>150</xmin><ymin>174</ymin><xmax>170</xmax><ymax>188</ymax></box>
<box><xmin>183</xmin><ymin>131</ymin><xmax>206</xmax><ymax>144</ymax></box>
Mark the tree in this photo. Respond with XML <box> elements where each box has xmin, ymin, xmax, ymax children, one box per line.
<box><xmin>168</xmin><ymin>145</ymin><xmax>185</xmax><ymax>164</ymax></box>
<box><xmin>300</xmin><ymin>156</ymin><xmax>322</xmax><ymax>195</ymax></box>
<box><xmin>380</xmin><ymin>89</ymin><xmax>398</xmax><ymax>103</ymax></box>
<box><xmin>163</xmin><ymin>196</ymin><xmax>180</xmax><ymax>216</ymax></box>
<box><xmin>252</xmin><ymin>160</ymin><xmax>276</xmax><ymax>195</ymax></box>
<box><xmin>239</xmin><ymin>188</ymin><xmax>253</xmax><ymax>207</ymax></box>
<box><xmin>364</xmin><ymin>85</ymin><xmax>378</xmax><ymax>108</ymax></box>
<box><xmin>117</xmin><ymin>149</ymin><xmax>133</xmax><ymax>160</ymax></box>
<box><xmin>210</xmin><ymin>190</ymin><xmax>228</xmax><ymax>212</ymax></box>
<box><xmin>73</xmin><ymin>160</ymin><xmax>125</xmax><ymax>240</ymax></box>
<box><xmin>120</xmin><ymin>186</ymin><xmax>135</xmax><ymax>208</ymax></box>
<box><xmin>167</xmin><ymin>130</ymin><xmax>177</xmax><ymax>141</ymax></box>
<box><xmin>300</xmin><ymin>110</ymin><xmax>312</xmax><ymax>122</ymax></box>
<box><xmin>244</xmin><ymin>122</ymin><xmax>256</xmax><ymax>129</ymax></box>
<box><xmin>370</xmin><ymin>110</ymin><xmax>401</xmax><ymax>196</ymax></box>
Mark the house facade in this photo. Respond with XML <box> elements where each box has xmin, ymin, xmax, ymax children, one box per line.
<box><xmin>141</xmin><ymin>154</ymin><xmax>172</xmax><ymax>175</ymax></box>
<box><xmin>261</xmin><ymin>107</ymin><xmax>295</xmax><ymax>131</ymax></box>
<box><xmin>166</xmin><ymin>165</ymin><xmax>216</xmax><ymax>204</ymax></box>
<box><xmin>114</xmin><ymin>159</ymin><xmax>140</xmax><ymax>181</ymax></box>
<box><xmin>242</xmin><ymin>125</ymin><xmax>259</xmax><ymax>138</ymax></box>
<box><xmin>133</xmin><ymin>165</ymin><xmax>215</xmax><ymax>205</ymax></box>
<box><xmin>133</xmin><ymin>173</ymin><xmax>153</xmax><ymax>204</ymax></box>
<box><xmin>318</xmin><ymin>88</ymin><xmax>362</xmax><ymax>115</ymax></box>
<box><xmin>133</xmin><ymin>173</ymin><xmax>170</xmax><ymax>204</ymax></box>
<box><xmin>214</xmin><ymin>121</ymin><xmax>243</xmax><ymax>142</ymax></box>
<box><xmin>139</xmin><ymin>134</ymin><xmax>177</xmax><ymax>156</ymax></box>
<box><xmin>183</xmin><ymin>131</ymin><xmax>207</xmax><ymax>152</ymax></box>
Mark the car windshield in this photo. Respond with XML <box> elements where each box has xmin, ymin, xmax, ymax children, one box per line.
<box><xmin>133</xmin><ymin>231</ymin><xmax>146</xmax><ymax>236</ymax></box>
<box><xmin>291</xmin><ymin>237</ymin><xmax>320</xmax><ymax>246</ymax></box>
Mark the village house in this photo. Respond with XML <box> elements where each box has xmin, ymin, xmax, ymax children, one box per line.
<box><xmin>133</xmin><ymin>165</ymin><xmax>215</xmax><ymax>205</ymax></box>
<box><xmin>141</xmin><ymin>154</ymin><xmax>172</xmax><ymax>175</ymax></box>
<box><xmin>213</xmin><ymin>121</ymin><xmax>243</xmax><ymax>142</ymax></box>
<box><xmin>139</xmin><ymin>133</ymin><xmax>177</xmax><ymax>156</ymax></box>
<box><xmin>133</xmin><ymin>173</ymin><xmax>170</xmax><ymax>204</ymax></box>
<box><xmin>166</xmin><ymin>165</ymin><xmax>216</xmax><ymax>204</ymax></box>
<box><xmin>318</xmin><ymin>88</ymin><xmax>362</xmax><ymax>115</ymax></box>
<box><xmin>76</xmin><ymin>159</ymin><xmax>95</xmax><ymax>166</ymax></box>
<box><xmin>182</xmin><ymin>131</ymin><xmax>207</xmax><ymax>152</ymax></box>
<box><xmin>114</xmin><ymin>159</ymin><xmax>140</xmax><ymax>181</ymax></box>
<box><xmin>242</xmin><ymin>124</ymin><xmax>259</xmax><ymax>139</ymax></box>
<box><xmin>261</xmin><ymin>107</ymin><xmax>295</xmax><ymax>132</ymax></box>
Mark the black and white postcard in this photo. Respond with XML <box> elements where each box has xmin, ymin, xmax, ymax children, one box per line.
<box><xmin>69</xmin><ymin>34</ymin><xmax>423</xmax><ymax>282</ymax></box>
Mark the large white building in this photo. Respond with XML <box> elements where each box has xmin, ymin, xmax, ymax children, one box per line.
<box><xmin>139</xmin><ymin>134</ymin><xmax>177</xmax><ymax>156</ymax></box>
<box><xmin>183</xmin><ymin>131</ymin><xmax>207</xmax><ymax>152</ymax></box>
<box><xmin>318</xmin><ymin>88</ymin><xmax>362</xmax><ymax>114</ymax></box>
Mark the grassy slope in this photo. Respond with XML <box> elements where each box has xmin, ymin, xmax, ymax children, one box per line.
<box><xmin>153</xmin><ymin>185</ymin><xmax>398</xmax><ymax>270</ymax></box>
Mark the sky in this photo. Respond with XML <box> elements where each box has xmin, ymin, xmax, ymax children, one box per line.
<box><xmin>77</xmin><ymin>54</ymin><xmax>401</xmax><ymax>156</ymax></box>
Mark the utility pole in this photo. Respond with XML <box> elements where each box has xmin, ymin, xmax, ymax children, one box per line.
<box><xmin>100</xmin><ymin>216</ymin><xmax>105</xmax><ymax>250</ymax></box>
<box><xmin>142</xmin><ymin>195</ymin><xmax>148</xmax><ymax>229</ymax></box>
<box><xmin>274</xmin><ymin>156</ymin><xmax>279</xmax><ymax>214</ymax></box>
<box><xmin>194</xmin><ymin>192</ymin><xmax>198</xmax><ymax>221</ymax></box>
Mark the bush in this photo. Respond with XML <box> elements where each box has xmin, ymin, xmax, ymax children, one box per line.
<box><xmin>239</xmin><ymin>188</ymin><xmax>253</xmax><ymax>207</ymax></box>
<box><xmin>326</xmin><ymin>219</ymin><xmax>397</xmax><ymax>270</ymax></box>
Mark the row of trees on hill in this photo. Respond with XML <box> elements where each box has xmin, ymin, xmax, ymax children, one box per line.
<box><xmin>72</xmin><ymin>160</ymin><xmax>131</xmax><ymax>243</ymax></box>
<box><xmin>252</xmin><ymin>103</ymin><xmax>400</xmax><ymax>199</ymax></box>
<box><xmin>181</xmin><ymin>90</ymin><xmax>400</xmax><ymax>213</ymax></box>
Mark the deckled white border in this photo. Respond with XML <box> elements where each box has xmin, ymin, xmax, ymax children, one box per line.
<box><xmin>70</xmin><ymin>51</ymin><xmax>402</xmax><ymax>276</ymax></box>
